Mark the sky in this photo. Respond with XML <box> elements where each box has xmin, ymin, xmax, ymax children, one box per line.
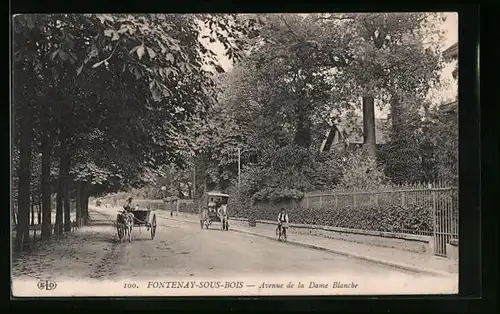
<box><xmin>200</xmin><ymin>13</ymin><xmax>459</xmax><ymax>117</ymax></box>
<box><xmin>430</xmin><ymin>12</ymin><xmax>458</xmax><ymax>105</ymax></box>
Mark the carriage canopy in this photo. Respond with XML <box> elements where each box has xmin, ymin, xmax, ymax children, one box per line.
<box><xmin>204</xmin><ymin>191</ymin><xmax>229</xmax><ymax>206</ymax></box>
<box><xmin>199</xmin><ymin>191</ymin><xmax>230</xmax><ymax>230</ymax></box>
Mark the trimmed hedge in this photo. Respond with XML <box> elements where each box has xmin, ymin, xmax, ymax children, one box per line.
<box><xmin>178</xmin><ymin>202</ymin><xmax>198</xmax><ymax>214</ymax></box>
<box><xmin>231</xmin><ymin>202</ymin><xmax>434</xmax><ymax>234</ymax></box>
<box><xmin>251</xmin><ymin>188</ymin><xmax>304</xmax><ymax>203</ymax></box>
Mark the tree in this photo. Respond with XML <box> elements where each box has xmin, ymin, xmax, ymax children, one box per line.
<box><xmin>223</xmin><ymin>14</ymin><xmax>355</xmax><ymax>150</ymax></box>
<box><xmin>12</xmin><ymin>15</ymin><xmax>41</xmax><ymax>248</ymax></box>
<box><xmin>12</xmin><ymin>13</ymin><xmax>253</xmax><ymax>249</ymax></box>
<box><xmin>190</xmin><ymin>14</ymin><xmax>362</xmax><ymax>198</ymax></box>
<box><xmin>185</xmin><ymin>13</ymin><xmax>447</xmax><ymax>199</ymax></box>
<box><xmin>313</xmin><ymin>13</ymin><xmax>444</xmax><ymax>160</ymax></box>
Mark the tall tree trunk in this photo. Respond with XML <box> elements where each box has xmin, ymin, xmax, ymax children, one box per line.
<box><xmin>362</xmin><ymin>96</ymin><xmax>377</xmax><ymax>160</ymax></box>
<box><xmin>37</xmin><ymin>201</ymin><xmax>42</xmax><ymax>225</ymax></box>
<box><xmin>55</xmin><ymin>161</ymin><xmax>64</xmax><ymax>236</ymax></box>
<box><xmin>30</xmin><ymin>198</ymin><xmax>35</xmax><ymax>226</ymax></box>
<box><xmin>75</xmin><ymin>181</ymin><xmax>82</xmax><ymax>226</ymax></box>
<box><xmin>40</xmin><ymin>126</ymin><xmax>52</xmax><ymax>240</ymax></box>
<box><xmin>55</xmin><ymin>130</ymin><xmax>66</xmax><ymax>236</ymax></box>
<box><xmin>84</xmin><ymin>193</ymin><xmax>90</xmax><ymax>224</ymax></box>
<box><xmin>81</xmin><ymin>182</ymin><xmax>90</xmax><ymax>224</ymax></box>
<box><xmin>63</xmin><ymin>156</ymin><xmax>71</xmax><ymax>232</ymax></box>
<box><xmin>16</xmin><ymin>112</ymin><xmax>33</xmax><ymax>251</ymax></box>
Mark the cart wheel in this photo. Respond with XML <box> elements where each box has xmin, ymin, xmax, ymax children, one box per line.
<box><xmin>151</xmin><ymin>214</ymin><xmax>157</xmax><ymax>240</ymax></box>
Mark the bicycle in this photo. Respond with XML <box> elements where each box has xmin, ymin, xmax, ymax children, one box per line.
<box><xmin>277</xmin><ymin>223</ymin><xmax>288</xmax><ymax>242</ymax></box>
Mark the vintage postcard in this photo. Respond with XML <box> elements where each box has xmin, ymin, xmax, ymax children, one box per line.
<box><xmin>11</xmin><ymin>12</ymin><xmax>459</xmax><ymax>297</ymax></box>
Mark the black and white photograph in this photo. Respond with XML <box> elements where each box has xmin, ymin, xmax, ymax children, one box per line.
<box><xmin>11</xmin><ymin>12</ymin><xmax>459</xmax><ymax>297</ymax></box>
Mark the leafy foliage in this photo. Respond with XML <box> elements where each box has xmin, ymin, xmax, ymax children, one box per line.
<box><xmin>13</xmin><ymin>13</ymin><xmax>253</xmax><ymax>199</ymax></box>
<box><xmin>225</xmin><ymin>145</ymin><xmax>342</xmax><ymax>211</ymax></box>
<box><xmin>192</xmin><ymin>13</ymin><xmax>448</xmax><ymax>199</ymax></box>
<box><xmin>232</xmin><ymin>203</ymin><xmax>434</xmax><ymax>234</ymax></box>
<box><xmin>422</xmin><ymin>105</ymin><xmax>458</xmax><ymax>184</ymax></box>
<box><xmin>337</xmin><ymin>149</ymin><xmax>388</xmax><ymax>190</ymax></box>
<box><xmin>251</xmin><ymin>188</ymin><xmax>304</xmax><ymax>203</ymax></box>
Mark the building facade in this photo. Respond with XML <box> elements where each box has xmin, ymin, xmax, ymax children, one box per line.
<box><xmin>440</xmin><ymin>42</ymin><xmax>459</xmax><ymax>113</ymax></box>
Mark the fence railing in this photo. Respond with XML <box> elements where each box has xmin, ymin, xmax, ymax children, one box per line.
<box><xmin>302</xmin><ymin>181</ymin><xmax>456</xmax><ymax>211</ymax></box>
<box><xmin>301</xmin><ymin>181</ymin><xmax>458</xmax><ymax>255</ymax></box>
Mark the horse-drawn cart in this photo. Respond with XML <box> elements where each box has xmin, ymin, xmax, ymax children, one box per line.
<box><xmin>118</xmin><ymin>209</ymin><xmax>157</xmax><ymax>240</ymax></box>
<box><xmin>199</xmin><ymin>191</ymin><xmax>230</xmax><ymax>231</ymax></box>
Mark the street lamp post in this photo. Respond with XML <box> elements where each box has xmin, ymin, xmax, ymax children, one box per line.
<box><xmin>237</xmin><ymin>147</ymin><xmax>241</xmax><ymax>189</ymax></box>
<box><xmin>193</xmin><ymin>166</ymin><xmax>196</xmax><ymax>199</ymax></box>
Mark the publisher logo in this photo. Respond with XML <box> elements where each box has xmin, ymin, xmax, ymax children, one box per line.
<box><xmin>37</xmin><ymin>280</ymin><xmax>57</xmax><ymax>291</ymax></box>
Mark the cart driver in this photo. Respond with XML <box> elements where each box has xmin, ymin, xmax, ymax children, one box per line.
<box><xmin>208</xmin><ymin>198</ymin><xmax>216</xmax><ymax>208</ymax></box>
<box><xmin>123</xmin><ymin>196</ymin><xmax>134</xmax><ymax>212</ymax></box>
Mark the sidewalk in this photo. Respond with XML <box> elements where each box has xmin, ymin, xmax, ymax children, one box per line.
<box><xmin>12</xmin><ymin>207</ymin><xmax>118</xmax><ymax>281</ymax></box>
<box><xmin>161</xmin><ymin>211</ymin><xmax>458</xmax><ymax>277</ymax></box>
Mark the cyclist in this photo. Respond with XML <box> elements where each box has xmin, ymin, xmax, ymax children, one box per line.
<box><xmin>276</xmin><ymin>207</ymin><xmax>289</xmax><ymax>239</ymax></box>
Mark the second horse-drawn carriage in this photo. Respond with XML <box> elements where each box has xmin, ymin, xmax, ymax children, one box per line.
<box><xmin>199</xmin><ymin>191</ymin><xmax>230</xmax><ymax>231</ymax></box>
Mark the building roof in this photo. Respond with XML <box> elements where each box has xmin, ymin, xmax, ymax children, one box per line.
<box><xmin>320</xmin><ymin>118</ymin><xmax>389</xmax><ymax>152</ymax></box>
<box><xmin>319</xmin><ymin>125</ymin><xmax>338</xmax><ymax>152</ymax></box>
<box><xmin>443</xmin><ymin>42</ymin><xmax>458</xmax><ymax>60</ymax></box>
<box><xmin>205</xmin><ymin>191</ymin><xmax>230</xmax><ymax>198</ymax></box>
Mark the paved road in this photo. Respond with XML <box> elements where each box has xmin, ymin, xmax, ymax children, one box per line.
<box><xmin>13</xmin><ymin>206</ymin><xmax>459</xmax><ymax>295</ymax></box>
<box><xmin>84</xmin><ymin>206</ymin><xmax>422</xmax><ymax>280</ymax></box>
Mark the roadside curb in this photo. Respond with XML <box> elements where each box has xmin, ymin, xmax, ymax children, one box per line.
<box><xmin>231</xmin><ymin>229</ymin><xmax>452</xmax><ymax>278</ymax></box>
<box><xmin>161</xmin><ymin>215</ymin><xmax>453</xmax><ymax>277</ymax></box>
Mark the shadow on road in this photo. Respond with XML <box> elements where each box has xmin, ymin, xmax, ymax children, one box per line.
<box><xmin>87</xmin><ymin>220</ymin><xmax>115</xmax><ymax>227</ymax></box>
<box><xmin>126</xmin><ymin>237</ymin><xmax>154</xmax><ymax>242</ymax></box>
<box><xmin>81</xmin><ymin>231</ymin><xmax>117</xmax><ymax>244</ymax></box>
